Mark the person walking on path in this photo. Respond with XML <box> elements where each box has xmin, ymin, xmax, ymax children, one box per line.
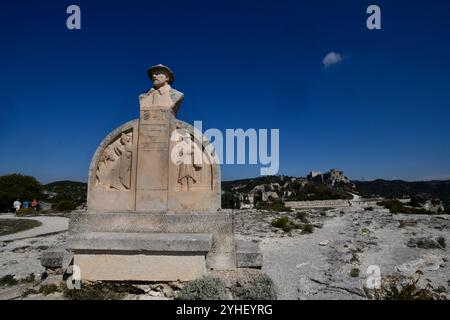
<box><xmin>31</xmin><ymin>199</ymin><xmax>38</xmax><ymax>211</ymax></box>
<box><xmin>13</xmin><ymin>199</ymin><xmax>21</xmax><ymax>215</ymax></box>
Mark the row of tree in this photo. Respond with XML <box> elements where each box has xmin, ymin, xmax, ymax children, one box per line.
<box><xmin>0</xmin><ymin>174</ymin><xmax>83</xmax><ymax>212</ymax></box>
<box><xmin>0</xmin><ymin>174</ymin><xmax>42</xmax><ymax>212</ymax></box>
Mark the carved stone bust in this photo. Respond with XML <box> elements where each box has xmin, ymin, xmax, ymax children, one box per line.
<box><xmin>139</xmin><ymin>64</ymin><xmax>184</xmax><ymax>116</ymax></box>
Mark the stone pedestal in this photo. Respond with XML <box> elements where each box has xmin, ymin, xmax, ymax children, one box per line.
<box><xmin>69</xmin><ymin>231</ymin><xmax>213</xmax><ymax>281</ymax></box>
<box><xmin>74</xmin><ymin>254</ymin><xmax>208</xmax><ymax>282</ymax></box>
<box><xmin>67</xmin><ymin>212</ymin><xmax>237</xmax><ymax>281</ymax></box>
<box><xmin>136</xmin><ymin>108</ymin><xmax>171</xmax><ymax>212</ymax></box>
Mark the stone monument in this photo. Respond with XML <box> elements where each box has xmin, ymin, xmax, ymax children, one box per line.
<box><xmin>67</xmin><ymin>65</ymin><xmax>261</xmax><ymax>282</ymax></box>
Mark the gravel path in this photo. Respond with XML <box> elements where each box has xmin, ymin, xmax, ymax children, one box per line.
<box><xmin>260</xmin><ymin>209</ymin><xmax>363</xmax><ymax>299</ymax></box>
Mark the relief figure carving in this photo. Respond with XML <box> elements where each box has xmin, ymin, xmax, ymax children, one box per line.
<box><xmin>96</xmin><ymin>131</ymin><xmax>133</xmax><ymax>190</ymax></box>
<box><xmin>174</xmin><ymin>131</ymin><xmax>212</xmax><ymax>191</ymax></box>
<box><xmin>177</xmin><ymin>134</ymin><xmax>202</xmax><ymax>191</ymax></box>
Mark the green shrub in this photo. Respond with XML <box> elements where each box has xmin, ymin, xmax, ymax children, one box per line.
<box><xmin>408</xmin><ymin>197</ymin><xmax>422</xmax><ymax>208</ymax></box>
<box><xmin>301</xmin><ymin>223</ymin><xmax>314</xmax><ymax>234</ymax></box>
<box><xmin>443</xmin><ymin>204</ymin><xmax>450</xmax><ymax>214</ymax></box>
<box><xmin>63</xmin><ymin>282</ymin><xmax>129</xmax><ymax>300</ymax></box>
<box><xmin>377</xmin><ymin>200</ymin><xmax>404</xmax><ymax>213</ymax></box>
<box><xmin>0</xmin><ymin>274</ymin><xmax>18</xmax><ymax>286</ymax></box>
<box><xmin>272</xmin><ymin>217</ymin><xmax>312</xmax><ymax>233</ymax></box>
<box><xmin>256</xmin><ymin>200</ymin><xmax>292</xmax><ymax>212</ymax></box>
<box><xmin>21</xmin><ymin>288</ymin><xmax>38</xmax><ymax>298</ymax></box>
<box><xmin>22</xmin><ymin>283</ymin><xmax>62</xmax><ymax>298</ymax></box>
<box><xmin>16</xmin><ymin>207</ymin><xmax>36</xmax><ymax>216</ymax></box>
<box><xmin>52</xmin><ymin>200</ymin><xmax>77</xmax><ymax>212</ymax></box>
<box><xmin>271</xmin><ymin>216</ymin><xmax>298</xmax><ymax>232</ymax></box>
<box><xmin>282</xmin><ymin>223</ymin><xmax>295</xmax><ymax>232</ymax></box>
<box><xmin>221</xmin><ymin>191</ymin><xmax>240</xmax><ymax>209</ymax></box>
<box><xmin>39</xmin><ymin>284</ymin><xmax>61</xmax><ymax>295</ymax></box>
<box><xmin>350</xmin><ymin>268</ymin><xmax>360</xmax><ymax>277</ymax></box>
<box><xmin>368</xmin><ymin>273</ymin><xmax>446</xmax><ymax>300</ymax></box>
<box><xmin>20</xmin><ymin>273</ymin><xmax>36</xmax><ymax>284</ymax></box>
<box><xmin>295</xmin><ymin>211</ymin><xmax>309</xmax><ymax>223</ymax></box>
<box><xmin>232</xmin><ymin>274</ymin><xmax>277</xmax><ymax>300</ymax></box>
<box><xmin>176</xmin><ymin>276</ymin><xmax>228</xmax><ymax>300</ymax></box>
<box><xmin>377</xmin><ymin>199</ymin><xmax>434</xmax><ymax>215</ymax></box>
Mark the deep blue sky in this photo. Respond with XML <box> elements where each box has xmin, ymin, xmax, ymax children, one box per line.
<box><xmin>1</xmin><ymin>0</ymin><xmax>449</xmax><ymax>183</ymax></box>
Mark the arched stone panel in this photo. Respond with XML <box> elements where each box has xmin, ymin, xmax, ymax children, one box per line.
<box><xmin>87</xmin><ymin>119</ymin><xmax>139</xmax><ymax>212</ymax></box>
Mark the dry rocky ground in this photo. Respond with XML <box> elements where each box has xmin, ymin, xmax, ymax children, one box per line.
<box><xmin>235</xmin><ymin>205</ymin><xmax>449</xmax><ymax>299</ymax></box>
<box><xmin>0</xmin><ymin>204</ymin><xmax>448</xmax><ymax>300</ymax></box>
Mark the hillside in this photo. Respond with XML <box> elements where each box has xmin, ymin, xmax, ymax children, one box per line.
<box><xmin>353</xmin><ymin>179</ymin><xmax>450</xmax><ymax>204</ymax></box>
<box><xmin>38</xmin><ymin>177</ymin><xmax>450</xmax><ymax>208</ymax></box>
<box><xmin>221</xmin><ymin>170</ymin><xmax>355</xmax><ymax>209</ymax></box>
<box><xmin>43</xmin><ymin>180</ymin><xmax>87</xmax><ymax>204</ymax></box>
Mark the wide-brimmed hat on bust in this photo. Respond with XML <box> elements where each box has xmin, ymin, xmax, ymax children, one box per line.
<box><xmin>147</xmin><ymin>64</ymin><xmax>175</xmax><ymax>84</ymax></box>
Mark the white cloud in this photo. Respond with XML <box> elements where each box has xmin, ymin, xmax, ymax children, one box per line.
<box><xmin>322</xmin><ymin>51</ymin><xmax>343</xmax><ymax>68</ymax></box>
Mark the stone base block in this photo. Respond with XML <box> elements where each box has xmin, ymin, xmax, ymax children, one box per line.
<box><xmin>69</xmin><ymin>212</ymin><xmax>236</xmax><ymax>270</ymax></box>
<box><xmin>68</xmin><ymin>232</ymin><xmax>213</xmax><ymax>252</ymax></box>
<box><xmin>74</xmin><ymin>253</ymin><xmax>207</xmax><ymax>281</ymax></box>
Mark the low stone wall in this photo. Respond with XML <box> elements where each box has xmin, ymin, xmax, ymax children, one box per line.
<box><xmin>286</xmin><ymin>198</ymin><xmax>384</xmax><ymax>209</ymax></box>
<box><xmin>285</xmin><ymin>199</ymin><xmax>351</xmax><ymax>209</ymax></box>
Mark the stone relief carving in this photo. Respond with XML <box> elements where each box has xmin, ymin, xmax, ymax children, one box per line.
<box><xmin>173</xmin><ymin>130</ymin><xmax>213</xmax><ymax>191</ymax></box>
<box><xmin>88</xmin><ymin>65</ymin><xmax>221</xmax><ymax>213</ymax></box>
<box><xmin>96</xmin><ymin>131</ymin><xmax>133</xmax><ymax>190</ymax></box>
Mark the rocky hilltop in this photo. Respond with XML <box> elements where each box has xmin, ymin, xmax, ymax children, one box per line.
<box><xmin>222</xmin><ymin>169</ymin><xmax>356</xmax><ymax>210</ymax></box>
<box><xmin>222</xmin><ymin>171</ymin><xmax>450</xmax><ymax>213</ymax></box>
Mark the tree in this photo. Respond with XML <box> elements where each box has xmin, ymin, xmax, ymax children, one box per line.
<box><xmin>221</xmin><ymin>191</ymin><xmax>240</xmax><ymax>209</ymax></box>
<box><xmin>0</xmin><ymin>174</ymin><xmax>43</xmax><ymax>212</ymax></box>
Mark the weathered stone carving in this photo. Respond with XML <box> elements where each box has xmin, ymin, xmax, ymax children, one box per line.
<box><xmin>95</xmin><ymin>131</ymin><xmax>133</xmax><ymax>190</ymax></box>
<box><xmin>87</xmin><ymin>64</ymin><xmax>220</xmax><ymax>212</ymax></box>
<box><xmin>177</xmin><ymin>133</ymin><xmax>200</xmax><ymax>190</ymax></box>
<box><xmin>139</xmin><ymin>64</ymin><xmax>184</xmax><ymax>115</ymax></box>
<box><xmin>172</xmin><ymin>131</ymin><xmax>213</xmax><ymax>191</ymax></box>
